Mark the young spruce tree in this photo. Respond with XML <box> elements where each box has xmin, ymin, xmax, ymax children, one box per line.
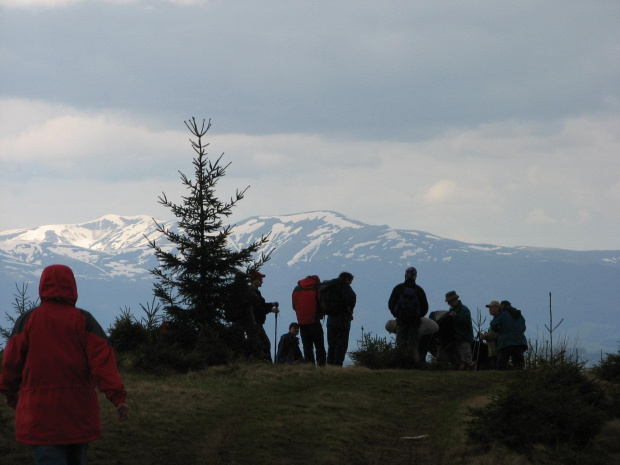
<box><xmin>148</xmin><ymin>118</ymin><xmax>271</xmax><ymax>359</ymax></box>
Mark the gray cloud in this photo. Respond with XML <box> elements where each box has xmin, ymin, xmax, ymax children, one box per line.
<box><xmin>2</xmin><ymin>1</ymin><xmax>618</xmax><ymax>139</ymax></box>
<box><xmin>0</xmin><ymin>1</ymin><xmax>618</xmax><ymax>250</ymax></box>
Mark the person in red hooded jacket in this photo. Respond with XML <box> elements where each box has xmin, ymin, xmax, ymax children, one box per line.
<box><xmin>0</xmin><ymin>264</ymin><xmax>128</xmax><ymax>465</ymax></box>
<box><xmin>292</xmin><ymin>275</ymin><xmax>326</xmax><ymax>366</ymax></box>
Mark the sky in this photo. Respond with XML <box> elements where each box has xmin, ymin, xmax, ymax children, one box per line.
<box><xmin>1</xmin><ymin>0</ymin><xmax>619</xmax><ymax>251</ymax></box>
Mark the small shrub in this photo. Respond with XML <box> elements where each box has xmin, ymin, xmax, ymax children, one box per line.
<box><xmin>592</xmin><ymin>348</ymin><xmax>620</xmax><ymax>382</ymax></box>
<box><xmin>129</xmin><ymin>323</ymin><xmax>234</xmax><ymax>374</ymax></box>
<box><xmin>1</xmin><ymin>283</ymin><xmax>39</xmax><ymax>347</ymax></box>
<box><xmin>603</xmin><ymin>383</ymin><xmax>620</xmax><ymax>418</ymax></box>
<box><xmin>349</xmin><ymin>332</ymin><xmax>397</xmax><ymax>369</ymax></box>
<box><xmin>108</xmin><ymin>308</ymin><xmax>151</xmax><ymax>352</ymax></box>
<box><xmin>467</xmin><ymin>359</ymin><xmax>609</xmax><ymax>456</ymax></box>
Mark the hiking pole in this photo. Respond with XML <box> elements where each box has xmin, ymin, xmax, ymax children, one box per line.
<box><xmin>473</xmin><ymin>340</ymin><xmax>480</xmax><ymax>371</ymax></box>
<box><xmin>274</xmin><ymin>310</ymin><xmax>278</xmax><ymax>362</ymax></box>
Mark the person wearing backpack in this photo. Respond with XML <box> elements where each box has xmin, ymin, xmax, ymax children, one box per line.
<box><xmin>324</xmin><ymin>271</ymin><xmax>356</xmax><ymax>366</ymax></box>
<box><xmin>388</xmin><ymin>267</ymin><xmax>429</xmax><ymax>367</ymax></box>
<box><xmin>490</xmin><ymin>300</ymin><xmax>527</xmax><ymax>370</ymax></box>
<box><xmin>292</xmin><ymin>275</ymin><xmax>326</xmax><ymax>366</ymax></box>
<box><xmin>225</xmin><ymin>271</ymin><xmax>263</xmax><ymax>360</ymax></box>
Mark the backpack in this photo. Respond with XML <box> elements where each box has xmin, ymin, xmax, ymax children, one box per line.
<box><xmin>223</xmin><ymin>282</ymin><xmax>251</xmax><ymax>323</ymax></box>
<box><xmin>224</xmin><ymin>302</ymin><xmax>247</xmax><ymax>323</ymax></box>
<box><xmin>394</xmin><ymin>286</ymin><xmax>421</xmax><ymax>324</ymax></box>
<box><xmin>318</xmin><ymin>280</ymin><xmax>344</xmax><ymax>316</ymax></box>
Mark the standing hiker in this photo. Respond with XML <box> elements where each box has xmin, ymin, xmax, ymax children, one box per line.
<box><xmin>479</xmin><ymin>300</ymin><xmax>501</xmax><ymax>369</ymax></box>
<box><xmin>225</xmin><ymin>272</ymin><xmax>263</xmax><ymax>360</ymax></box>
<box><xmin>323</xmin><ymin>271</ymin><xmax>356</xmax><ymax>367</ymax></box>
<box><xmin>0</xmin><ymin>264</ymin><xmax>128</xmax><ymax>465</ymax></box>
<box><xmin>388</xmin><ymin>266</ymin><xmax>429</xmax><ymax>367</ymax></box>
<box><xmin>491</xmin><ymin>300</ymin><xmax>528</xmax><ymax>370</ymax></box>
<box><xmin>248</xmin><ymin>271</ymin><xmax>280</xmax><ymax>362</ymax></box>
<box><xmin>292</xmin><ymin>275</ymin><xmax>327</xmax><ymax>366</ymax></box>
<box><xmin>445</xmin><ymin>290</ymin><xmax>474</xmax><ymax>370</ymax></box>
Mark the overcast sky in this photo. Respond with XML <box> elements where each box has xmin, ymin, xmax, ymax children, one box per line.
<box><xmin>1</xmin><ymin>0</ymin><xmax>619</xmax><ymax>251</ymax></box>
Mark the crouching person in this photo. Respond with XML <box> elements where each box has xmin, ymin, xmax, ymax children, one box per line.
<box><xmin>276</xmin><ymin>322</ymin><xmax>304</xmax><ymax>364</ymax></box>
<box><xmin>385</xmin><ymin>317</ymin><xmax>439</xmax><ymax>364</ymax></box>
<box><xmin>0</xmin><ymin>264</ymin><xmax>128</xmax><ymax>465</ymax></box>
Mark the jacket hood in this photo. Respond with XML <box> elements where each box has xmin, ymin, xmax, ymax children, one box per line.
<box><xmin>39</xmin><ymin>264</ymin><xmax>78</xmax><ymax>304</ymax></box>
<box><xmin>505</xmin><ymin>307</ymin><xmax>522</xmax><ymax>319</ymax></box>
<box><xmin>297</xmin><ymin>276</ymin><xmax>320</xmax><ymax>290</ymax></box>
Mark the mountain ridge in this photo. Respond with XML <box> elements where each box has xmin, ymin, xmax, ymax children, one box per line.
<box><xmin>1</xmin><ymin>211</ymin><xmax>618</xmax><ymax>359</ymax></box>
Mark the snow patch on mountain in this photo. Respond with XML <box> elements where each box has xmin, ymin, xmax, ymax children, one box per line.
<box><xmin>0</xmin><ymin>209</ymin><xmax>618</xmax><ymax>361</ymax></box>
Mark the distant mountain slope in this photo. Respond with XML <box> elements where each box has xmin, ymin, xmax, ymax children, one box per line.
<box><xmin>1</xmin><ymin>211</ymin><xmax>618</xmax><ymax>359</ymax></box>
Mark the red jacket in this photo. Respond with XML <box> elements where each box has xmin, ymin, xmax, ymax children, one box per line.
<box><xmin>0</xmin><ymin>264</ymin><xmax>127</xmax><ymax>445</ymax></box>
<box><xmin>291</xmin><ymin>276</ymin><xmax>321</xmax><ymax>325</ymax></box>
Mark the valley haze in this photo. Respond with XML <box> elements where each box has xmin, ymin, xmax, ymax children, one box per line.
<box><xmin>1</xmin><ymin>211</ymin><xmax>618</xmax><ymax>363</ymax></box>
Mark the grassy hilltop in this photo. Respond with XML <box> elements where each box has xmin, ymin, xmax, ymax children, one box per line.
<box><xmin>1</xmin><ymin>363</ymin><xmax>618</xmax><ymax>465</ymax></box>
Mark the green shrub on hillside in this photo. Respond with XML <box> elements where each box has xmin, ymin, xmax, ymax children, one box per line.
<box><xmin>349</xmin><ymin>332</ymin><xmax>397</xmax><ymax>369</ymax></box>
<box><xmin>467</xmin><ymin>359</ymin><xmax>609</xmax><ymax>455</ymax></box>
<box><xmin>108</xmin><ymin>304</ymin><xmax>249</xmax><ymax>373</ymax></box>
<box><xmin>108</xmin><ymin>308</ymin><xmax>152</xmax><ymax>352</ymax></box>
<box><xmin>592</xmin><ymin>347</ymin><xmax>620</xmax><ymax>382</ymax></box>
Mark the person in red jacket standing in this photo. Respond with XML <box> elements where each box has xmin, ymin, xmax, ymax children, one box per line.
<box><xmin>292</xmin><ymin>275</ymin><xmax>326</xmax><ymax>366</ymax></box>
<box><xmin>0</xmin><ymin>264</ymin><xmax>128</xmax><ymax>465</ymax></box>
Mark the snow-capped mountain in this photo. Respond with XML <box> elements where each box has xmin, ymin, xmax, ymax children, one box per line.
<box><xmin>1</xmin><ymin>211</ymin><xmax>618</xmax><ymax>360</ymax></box>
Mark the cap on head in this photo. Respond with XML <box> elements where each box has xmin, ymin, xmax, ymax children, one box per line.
<box><xmin>486</xmin><ymin>300</ymin><xmax>500</xmax><ymax>308</ymax></box>
<box><xmin>445</xmin><ymin>290</ymin><xmax>459</xmax><ymax>303</ymax></box>
<box><xmin>405</xmin><ymin>267</ymin><xmax>417</xmax><ymax>279</ymax></box>
<box><xmin>249</xmin><ymin>271</ymin><xmax>266</xmax><ymax>280</ymax></box>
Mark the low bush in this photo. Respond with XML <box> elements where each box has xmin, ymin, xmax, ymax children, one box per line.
<box><xmin>108</xmin><ymin>308</ymin><xmax>152</xmax><ymax>352</ymax></box>
<box><xmin>349</xmin><ymin>332</ymin><xmax>397</xmax><ymax>369</ymax></box>
<box><xmin>592</xmin><ymin>347</ymin><xmax>620</xmax><ymax>382</ymax></box>
<box><xmin>467</xmin><ymin>359</ymin><xmax>610</xmax><ymax>457</ymax></box>
<box><xmin>108</xmin><ymin>304</ymin><xmax>251</xmax><ymax>373</ymax></box>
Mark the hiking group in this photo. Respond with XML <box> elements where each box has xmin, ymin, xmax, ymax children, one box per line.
<box><xmin>227</xmin><ymin>270</ymin><xmax>357</xmax><ymax>367</ymax></box>
<box><xmin>229</xmin><ymin>265</ymin><xmax>527</xmax><ymax>371</ymax></box>
<box><xmin>387</xmin><ymin>266</ymin><xmax>528</xmax><ymax>370</ymax></box>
